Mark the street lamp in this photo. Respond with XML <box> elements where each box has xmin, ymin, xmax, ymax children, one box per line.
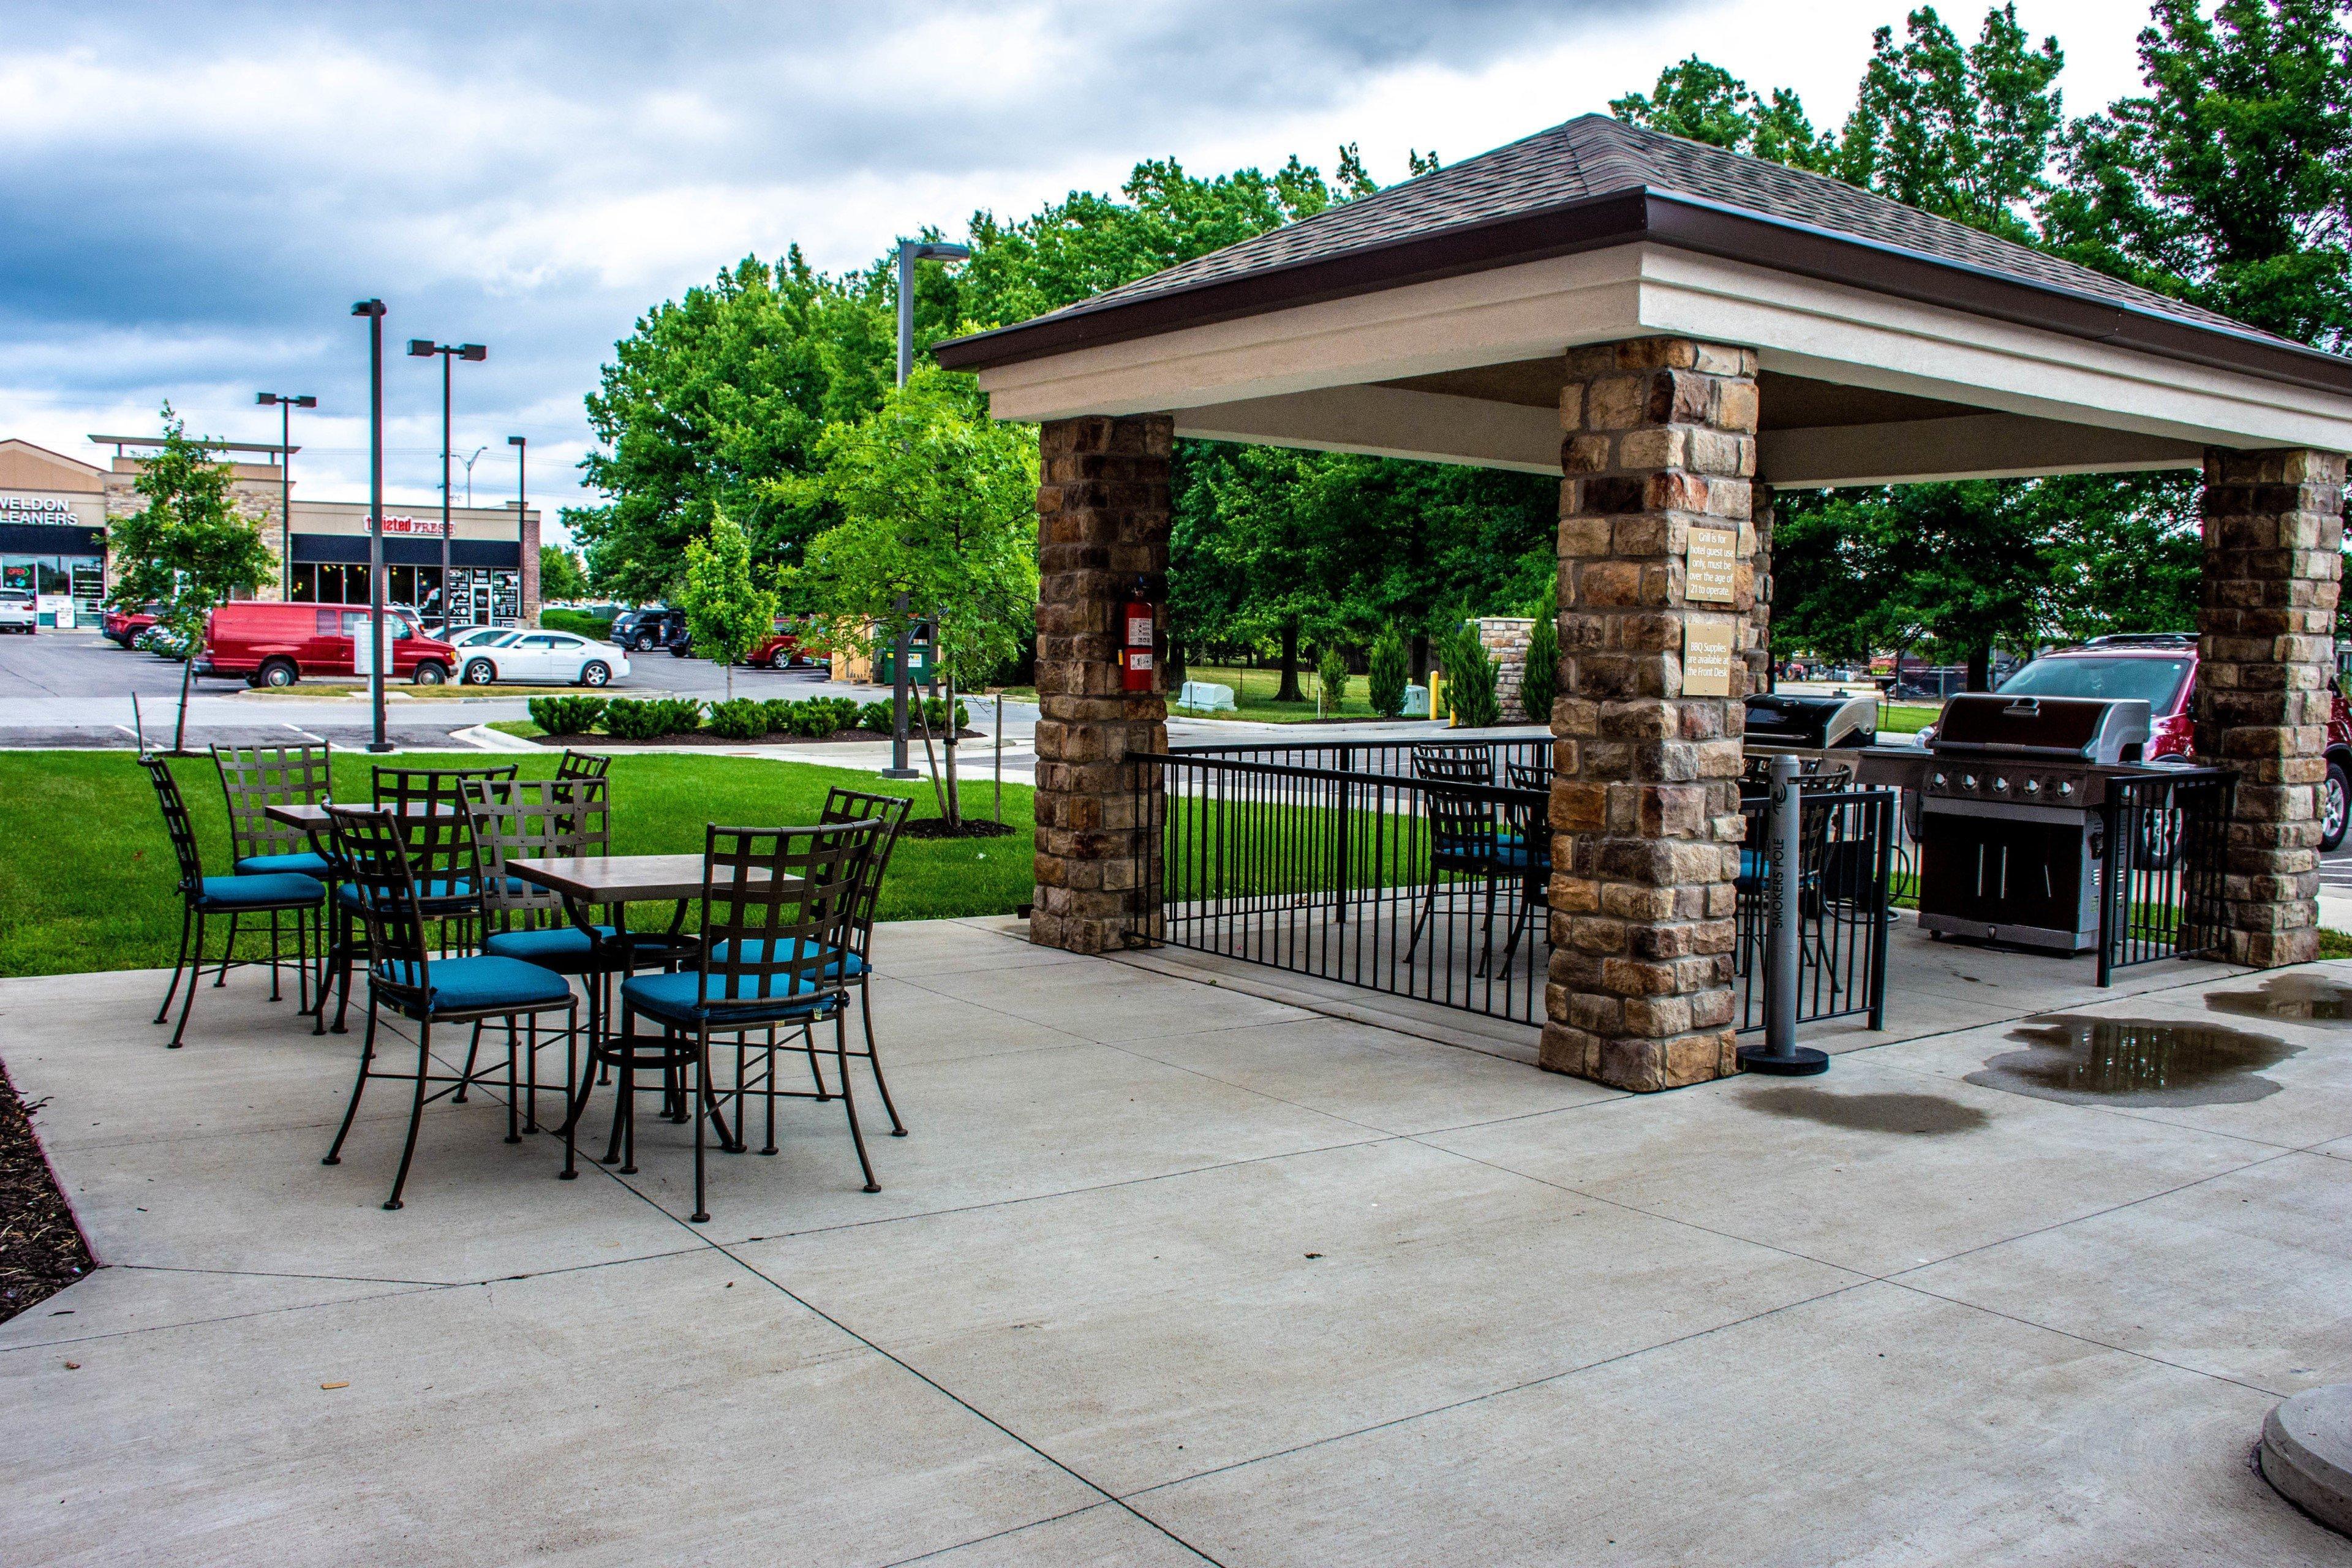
<box><xmin>254</xmin><ymin>391</ymin><xmax>315</xmax><ymax>600</ymax></box>
<box><xmin>406</xmin><ymin>339</ymin><xmax>486</xmax><ymax>628</ymax></box>
<box><xmin>508</xmin><ymin>435</ymin><xmax>526</xmax><ymax>622</ymax></box>
<box><xmin>352</xmin><ymin>301</ymin><xmax>392</xmax><ymax>753</ymax></box>
<box><xmin>458</xmin><ymin>445</ymin><xmax>488</xmax><ymax>507</ymax></box>
<box><xmin>895</xmin><ymin>239</ymin><xmax>970</xmax><ymax>386</ymax></box>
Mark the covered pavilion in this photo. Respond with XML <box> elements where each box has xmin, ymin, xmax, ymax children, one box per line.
<box><xmin>935</xmin><ymin>114</ymin><xmax>2352</xmax><ymax>1093</ymax></box>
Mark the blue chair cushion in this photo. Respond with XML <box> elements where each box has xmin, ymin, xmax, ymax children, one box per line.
<box><xmin>483</xmin><ymin>923</ymin><xmax>620</xmax><ymax>970</ymax></box>
<box><xmin>1737</xmin><ymin>848</ymin><xmax>1766</xmax><ymax>891</ymax></box>
<box><xmin>197</xmin><ymin>872</ymin><xmax>324</xmax><ymax>911</ymax></box>
<box><xmin>337</xmin><ymin>879</ymin><xmax>475</xmax><ymax>913</ymax></box>
<box><xmin>235</xmin><ymin>851</ymin><xmax>332</xmax><ymax>879</ymax></box>
<box><xmin>380</xmin><ymin>955</ymin><xmax>575</xmax><ymax>1014</ymax></box>
<box><xmin>707</xmin><ymin>938</ymin><xmax>867</xmax><ymax>979</ymax></box>
<box><xmin>622</xmin><ymin>967</ymin><xmax>834</xmax><ymax>1028</ymax></box>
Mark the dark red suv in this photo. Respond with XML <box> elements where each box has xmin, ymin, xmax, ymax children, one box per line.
<box><xmin>1988</xmin><ymin>633</ymin><xmax>2352</xmax><ymax>850</ymax></box>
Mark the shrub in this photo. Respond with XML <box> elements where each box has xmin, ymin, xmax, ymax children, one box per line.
<box><xmin>1520</xmin><ymin>583</ymin><xmax>1558</xmax><ymax>723</ymax></box>
<box><xmin>918</xmin><ymin>696</ymin><xmax>970</xmax><ymax>731</ymax></box>
<box><xmin>540</xmin><ymin>609</ymin><xmax>614</xmax><ymax>641</ymax></box>
<box><xmin>706</xmin><ymin>697</ymin><xmax>767</xmax><ymax>740</ymax></box>
<box><xmin>604</xmin><ymin>697</ymin><xmax>702</xmax><ymax>740</ymax></box>
<box><xmin>761</xmin><ymin>698</ymin><xmax>799</xmax><ymax>734</ymax></box>
<box><xmin>527</xmin><ymin>695</ymin><xmax>608</xmax><ymax>736</ymax></box>
<box><xmin>858</xmin><ymin>700</ymin><xmax>894</xmax><ymax>734</ymax></box>
<box><xmin>837</xmin><ymin>696</ymin><xmax>878</xmax><ymax>731</ymax></box>
<box><xmin>1441</xmin><ymin>624</ymin><xmax>1501</xmax><ymax>729</ymax></box>
<box><xmin>1316</xmin><ymin>644</ymin><xmax>1351</xmax><ymax>710</ymax></box>
<box><xmin>1367</xmin><ymin>628</ymin><xmax>1408</xmax><ymax>718</ymax></box>
<box><xmin>790</xmin><ymin>701</ymin><xmax>838</xmax><ymax>738</ymax></box>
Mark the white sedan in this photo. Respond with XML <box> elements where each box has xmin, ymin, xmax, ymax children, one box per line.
<box><xmin>457</xmin><ymin>630</ymin><xmax>630</xmax><ymax>687</ymax></box>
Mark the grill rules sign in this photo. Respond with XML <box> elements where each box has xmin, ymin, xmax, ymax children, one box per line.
<box><xmin>1686</xmin><ymin>526</ymin><xmax>1738</xmax><ymax>603</ymax></box>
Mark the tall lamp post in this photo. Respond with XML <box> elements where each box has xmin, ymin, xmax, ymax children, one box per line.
<box><xmin>351</xmin><ymin>301</ymin><xmax>393</xmax><ymax>753</ymax></box>
<box><xmin>405</xmin><ymin>338</ymin><xmax>486</xmax><ymax>628</ymax></box>
<box><xmin>884</xmin><ymin>238</ymin><xmax>971</xmax><ymax>778</ymax></box>
<box><xmin>508</xmin><ymin>435</ymin><xmax>526</xmax><ymax>623</ymax></box>
<box><xmin>254</xmin><ymin>391</ymin><xmax>315</xmax><ymax>599</ymax></box>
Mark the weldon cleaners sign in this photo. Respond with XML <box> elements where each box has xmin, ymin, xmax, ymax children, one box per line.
<box><xmin>1</xmin><ymin>496</ymin><xmax>76</xmax><ymax>519</ymax></box>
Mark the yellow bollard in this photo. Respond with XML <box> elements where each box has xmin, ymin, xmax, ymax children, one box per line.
<box><xmin>1429</xmin><ymin>668</ymin><xmax>1447</xmax><ymax>725</ymax></box>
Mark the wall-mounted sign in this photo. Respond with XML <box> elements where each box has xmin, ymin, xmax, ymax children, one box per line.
<box><xmin>1683</xmin><ymin>616</ymin><xmax>1737</xmax><ymax>697</ymax></box>
<box><xmin>0</xmin><ymin>496</ymin><xmax>77</xmax><ymax>518</ymax></box>
<box><xmin>1686</xmin><ymin>526</ymin><xmax>1738</xmax><ymax>604</ymax></box>
<box><xmin>378</xmin><ymin>514</ymin><xmax>447</xmax><ymax>535</ymax></box>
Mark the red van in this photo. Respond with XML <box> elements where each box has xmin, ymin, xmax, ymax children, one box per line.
<box><xmin>196</xmin><ymin>603</ymin><xmax>455</xmax><ymax>688</ymax></box>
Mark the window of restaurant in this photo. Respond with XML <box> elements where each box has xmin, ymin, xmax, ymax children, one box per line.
<box><xmin>1</xmin><ymin>553</ymin><xmax>105</xmax><ymax>615</ymax></box>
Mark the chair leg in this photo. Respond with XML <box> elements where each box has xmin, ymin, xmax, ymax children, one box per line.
<box><xmin>524</xmin><ymin>1012</ymin><xmax>541</xmax><ymax>1134</ymax></box>
<box><xmin>1404</xmin><ymin>878</ymin><xmax>1439</xmax><ymax>962</ymax></box>
<box><xmin>155</xmin><ymin>905</ymin><xmax>194</xmax><ymax>1027</ymax></box>
<box><xmin>859</xmin><ymin>980</ymin><xmax>906</xmax><ymax>1137</ymax></box>
<box><xmin>212</xmin><ymin>913</ymin><xmax>239</xmax><ymax>987</ymax></box>
<box><xmin>804</xmin><ymin>1022</ymin><xmax>830</xmax><ymax>1102</ymax></box>
<box><xmin>831</xmin><ymin>1007</ymin><xmax>880</xmax><ymax>1194</ymax></box>
<box><xmin>690</xmin><ymin>1022</ymin><xmax>711</xmax><ymax>1223</ymax></box>
<box><xmin>560</xmin><ymin>1003</ymin><xmax>581</xmax><ymax>1181</ymax></box>
<box><xmin>331</xmin><ymin>909</ymin><xmax>356</xmax><ymax>1035</ymax></box>
<box><xmin>266</xmin><ymin>913</ymin><xmax>282</xmax><ymax>1001</ymax></box>
<box><xmin>454</xmin><ymin>1020</ymin><xmax>483</xmax><ymax>1104</ymax></box>
<box><xmin>503</xmin><ymin>1018</ymin><xmax>521</xmax><ymax>1145</ymax></box>
<box><xmin>761</xmin><ymin>1031</ymin><xmax>782</xmax><ymax>1157</ymax></box>
<box><xmin>296</xmin><ymin>905</ymin><xmax>312</xmax><ymax>1015</ymax></box>
<box><xmin>168</xmin><ymin>913</ymin><xmax>206</xmax><ymax>1049</ymax></box>
<box><xmin>383</xmin><ymin>1020</ymin><xmax>435</xmax><ymax>1211</ymax></box>
<box><xmin>323</xmin><ymin>993</ymin><xmax>380</xmax><ymax>1166</ymax></box>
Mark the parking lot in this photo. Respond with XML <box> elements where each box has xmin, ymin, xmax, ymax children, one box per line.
<box><xmin>0</xmin><ymin>627</ymin><xmax>836</xmax><ymax>750</ymax></box>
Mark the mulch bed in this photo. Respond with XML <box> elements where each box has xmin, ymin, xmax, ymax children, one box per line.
<box><xmin>0</xmin><ymin>1061</ymin><xmax>94</xmax><ymax>1324</ymax></box>
<box><xmin>899</xmin><ymin>818</ymin><xmax>1019</xmax><ymax>840</ymax></box>
<box><xmin>537</xmin><ymin>728</ymin><xmax>982</xmax><ymax>749</ymax></box>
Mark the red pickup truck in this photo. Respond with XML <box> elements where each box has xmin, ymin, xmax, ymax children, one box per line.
<box><xmin>103</xmin><ymin>601</ymin><xmax>163</xmax><ymax>646</ymax></box>
<box><xmin>195</xmin><ymin>601</ymin><xmax>455</xmax><ymax>687</ymax></box>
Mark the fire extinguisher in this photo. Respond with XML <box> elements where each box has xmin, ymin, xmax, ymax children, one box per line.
<box><xmin>1120</xmin><ymin>579</ymin><xmax>1155</xmax><ymax>693</ymax></box>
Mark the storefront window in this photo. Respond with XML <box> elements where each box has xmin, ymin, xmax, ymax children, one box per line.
<box><xmin>290</xmin><ymin>564</ymin><xmax>317</xmax><ymax>603</ymax></box>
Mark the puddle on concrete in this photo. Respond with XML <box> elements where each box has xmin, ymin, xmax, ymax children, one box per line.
<box><xmin>2206</xmin><ymin>974</ymin><xmax>2352</xmax><ymax>1025</ymax></box>
<box><xmin>1743</xmin><ymin>1087</ymin><xmax>1989</xmax><ymax>1136</ymax></box>
<box><xmin>1968</xmin><ymin>1016</ymin><xmax>2299</xmax><ymax>1107</ymax></box>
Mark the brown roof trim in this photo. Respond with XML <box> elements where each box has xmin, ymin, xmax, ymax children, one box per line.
<box><xmin>933</xmin><ymin>190</ymin><xmax>2352</xmax><ymax>399</ymax></box>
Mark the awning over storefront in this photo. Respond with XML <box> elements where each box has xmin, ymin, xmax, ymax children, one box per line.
<box><xmin>290</xmin><ymin>534</ymin><xmax>521</xmax><ymax>568</ymax></box>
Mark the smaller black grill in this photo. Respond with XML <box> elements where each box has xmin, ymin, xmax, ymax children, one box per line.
<box><xmin>1744</xmin><ymin>692</ymin><xmax>1878</xmax><ymax>751</ymax></box>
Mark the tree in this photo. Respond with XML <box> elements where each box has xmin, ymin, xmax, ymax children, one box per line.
<box><xmin>105</xmin><ymin>405</ymin><xmax>274</xmax><ymax>751</ymax></box>
<box><xmin>1368</xmin><ymin>627</ymin><xmax>1409</xmax><ymax>718</ymax></box>
<box><xmin>577</xmin><ymin>252</ymin><xmax>890</xmax><ymax>600</ymax></box>
<box><xmin>1520</xmin><ymin>580</ymin><xmax>1559</xmax><ymax>723</ymax></box>
<box><xmin>2046</xmin><ymin>0</ymin><xmax>2352</xmax><ymax>347</ymax></box>
<box><xmin>792</xmin><ymin>369</ymin><xmax>1040</xmax><ymax>824</ymax></box>
<box><xmin>538</xmin><ymin>545</ymin><xmax>589</xmax><ymax>602</ymax></box>
<box><xmin>1316</xmin><ymin>644</ymin><xmax>1351</xmax><ymax>712</ymax></box>
<box><xmin>676</xmin><ymin>513</ymin><xmax>776</xmax><ymax>700</ymax></box>
<box><xmin>1611</xmin><ymin>57</ymin><xmax>1833</xmax><ymax>168</ymax></box>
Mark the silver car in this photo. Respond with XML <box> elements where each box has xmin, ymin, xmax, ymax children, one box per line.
<box><xmin>0</xmin><ymin>590</ymin><xmax>36</xmax><ymax>633</ymax></box>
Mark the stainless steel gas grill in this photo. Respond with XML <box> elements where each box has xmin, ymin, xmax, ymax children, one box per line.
<box><xmin>1744</xmin><ymin>692</ymin><xmax>1880</xmax><ymax>753</ymax></box>
<box><xmin>1907</xmin><ymin>693</ymin><xmax>2153</xmax><ymax>951</ymax></box>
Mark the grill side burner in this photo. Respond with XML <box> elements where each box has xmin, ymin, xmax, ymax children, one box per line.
<box><xmin>1915</xmin><ymin>694</ymin><xmax>2154</xmax><ymax>952</ymax></box>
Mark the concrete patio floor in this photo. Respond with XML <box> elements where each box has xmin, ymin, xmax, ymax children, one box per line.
<box><xmin>6</xmin><ymin>918</ymin><xmax>2352</xmax><ymax>1564</ymax></box>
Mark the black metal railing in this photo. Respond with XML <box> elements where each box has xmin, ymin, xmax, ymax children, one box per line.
<box><xmin>2097</xmin><ymin>767</ymin><xmax>2235</xmax><ymax>984</ymax></box>
<box><xmin>1735</xmin><ymin>786</ymin><xmax>1896</xmax><ymax>1032</ymax></box>
<box><xmin>1170</xmin><ymin>732</ymin><xmax>1552</xmax><ymax>782</ymax></box>
<box><xmin>1133</xmin><ymin>751</ymin><xmax>1551</xmax><ymax>1024</ymax></box>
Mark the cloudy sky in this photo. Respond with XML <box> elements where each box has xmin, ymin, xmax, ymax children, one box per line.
<box><xmin>4</xmin><ymin>0</ymin><xmax>2163</xmax><ymax>538</ymax></box>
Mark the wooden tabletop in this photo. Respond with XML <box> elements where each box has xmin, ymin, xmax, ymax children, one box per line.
<box><xmin>508</xmin><ymin>854</ymin><xmax>794</xmax><ymax>904</ymax></box>
<box><xmin>264</xmin><ymin>801</ymin><xmax>455</xmax><ymax>829</ymax></box>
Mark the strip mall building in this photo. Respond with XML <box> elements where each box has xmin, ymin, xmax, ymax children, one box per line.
<box><xmin>0</xmin><ymin>435</ymin><xmax>541</xmax><ymax>625</ymax></box>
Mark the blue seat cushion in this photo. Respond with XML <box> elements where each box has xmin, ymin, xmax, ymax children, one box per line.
<box><xmin>1737</xmin><ymin>848</ymin><xmax>1766</xmax><ymax>891</ymax></box>
<box><xmin>236</xmin><ymin>851</ymin><xmax>332</xmax><ymax>878</ymax></box>
<box><xmin>622</xmin><ymin>967</ymin><xmax>834</xmax><ymax>1028</ymax></box>
<box><xmin>337</xmin><ymin>879</ymin><xmax>476</xmax><ymax>913</ymax></box>
<box><xmin>197</xmin><ymin>872</ymin><xmax>324</xmax><ymax>910</ymax></box>
<box><xmin>380</xmin><ymin>955</ymin><xmax>575</xmax><ymax>1014</ymax></box>
<box><xmin>707</xmin><ymin>937</ymin><xmax>867</xmax><ymax>979</ymax></box>
<box><xmin>483</xmin><ymin>923</ymin><xmax>620</xmax><ymax>971</ymax></box>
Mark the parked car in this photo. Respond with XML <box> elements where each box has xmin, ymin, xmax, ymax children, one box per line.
<box><xmin>195</xmin><ymin>602</ymin><xmax>455</xmax><ymax>687</ymax></box>
<box><xmin>103</xmin><ymin>601</ymin><xmax>163</xmax><ymax>646</ymax></box>
<box><xmin>456</xmin><ymin>629</ymin><xmax>629</xmax><ymax>687</ymax></box>
<box><xmin>1937</xmin><ymin>633</ymin><xmax>2352</xmax><ymax>851</ymax></box>
<box><xmin>0</xmin><ymin>590</ymin><xmax>36</xmax><ymax>634</ymax></box>
<box><xmin>609</xmin><ymin>606</ymin><xmax>687</xmax><ymax>654</ymax></box>
<box><xmin>747</xmin><ymin>616</ymin><xmax>814</xmax><ymax>669</ymax></box>
<box><xmin>445</xmin><ymin>626</ymin><xmax>522</xmax><ymax>653</ymax></box>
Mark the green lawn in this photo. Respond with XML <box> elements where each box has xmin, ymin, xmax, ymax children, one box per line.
<box><xmin>1877</xmin><ymin>702</ymin><xmax>1942</xmax><ymax>735</ymax></box>
<box><xmin>0</xmin><ymin>752</ymin><xmax>1034</xmax><ymax>979</ymax></box>
<box><xmin>1172</xmin><ymin>663</ymin><xmax>1528</xmax><ymax>726</ymax></box>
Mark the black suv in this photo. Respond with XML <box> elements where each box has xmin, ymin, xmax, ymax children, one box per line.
<box><xmin>610</xmin><ymin>606</ymin><xmax>688</xmax><ymax>654</ymax></box>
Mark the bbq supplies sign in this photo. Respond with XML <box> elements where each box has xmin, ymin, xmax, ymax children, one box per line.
<box><xmin>1683</xmin><ymin>617</ymin><xmax>1737</xmax><ymax>696</ymax></box>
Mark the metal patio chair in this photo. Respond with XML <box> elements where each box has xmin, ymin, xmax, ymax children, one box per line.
<box><xmin>814</xmin><ymin>786</ymin><xmax>913</xmax><ymax>1136</ymax></box>
<box><xmin>555</xmin><ymin>750</ymin><xmax>611</xmax><ymax>782</ymax></box>
<box><xmin>1404</xmin><ymin>752</ymin><xmax>1510</xmax><ymax>967</ymax></box>
<box><xmin>141</xmin><ymin>755</ymin><xmax>325</xmax><ymax>1048</ymax></box>
<box><xmin>211</xmin><ymin>742</ymin><xmax>334</xmax><ymax>1003</ymax></box>
<box><xmin>598</xmin><ymin>820</ymin><xmax>882</xmax><ymax>1223</ymax></box>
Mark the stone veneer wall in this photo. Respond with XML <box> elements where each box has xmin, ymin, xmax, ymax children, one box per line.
<box><xmin>1545</xmin><ymin>337</ymin><xmax>1760</xmax><ymax>1092</ymax></box>
<box><xmin>2195</xmin><ymin>447</ymin><xmax>2345</xmax><ymax>967</ymax></box>
<box><xmin>1475</xmin><ymin>617</ymin><xmax>1536</xmax><ymax>720</ymax></box>
<box><xmin>1029</xmin><ymin>415</ymin><xmax>1173</xmax><ymax>954</ymax></box>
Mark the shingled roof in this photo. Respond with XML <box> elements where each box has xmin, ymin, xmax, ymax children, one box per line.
<box><xmin>933</xmin><ymin>115</ymin><xmax>2350</xmax><ymax>392</ymax></box>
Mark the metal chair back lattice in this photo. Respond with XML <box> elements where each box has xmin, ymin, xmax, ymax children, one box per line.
<box><xmin>464</xmin><ymin>777</ymin><xmax>611</xmax><ymax>927</ymax></box>
<box><xmin>555</xmin><ymin>750</ymin><xmax>612</xmax><ymax>782</ymax></box>
<box><xmin>213</xmin><ymin>743</ymin><xmax>331</xmax><ymax>869</ymax></box>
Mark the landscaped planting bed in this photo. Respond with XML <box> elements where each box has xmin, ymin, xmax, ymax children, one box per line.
<box><xmin>0</xmin><ymin>1063</ymin><xmax>92</xmax><ymax>1324</ymax></box>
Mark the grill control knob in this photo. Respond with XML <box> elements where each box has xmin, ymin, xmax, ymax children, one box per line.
<box><xmin>2025</xmin><ymin>778</ymin><xmax>2041</xmax><ymax>794</ymax></box>
<box><xmin>2058</xmin><ymin>780</ymin><xmax>2075</xmax><ymax>797</ymax></box>
<box><xmin>1962</xmin><ymin>774</ymin><xmax>1978</xmax><ymax>790</ymax></box>
<box><xmin>1994</xmin><ymin>776</ymin><xmax>2010</xmax><ymax>793</ymax></box>
<box><xmin>1931</xmin><ymin>772</ymin><xmax>1947</xmax><ymax>788</ymax></box>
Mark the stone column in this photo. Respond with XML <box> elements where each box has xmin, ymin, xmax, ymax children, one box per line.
<box><xmin>1747</xmin><ymin>483</ymin><xmax>1775</xmax><ymax>690</ymax></box>
<box><xmin>519</xmin><ymin>507</ymin><xmax>543</xmax><ymax>624</ymax></box>
<box><xmin>2195</xmin><ymin>447</ymin><xmax>2345</xmax><ymax>967</ymax></box>
<box><xmin>1030</xmin><ymin>415</ymin><xmax>1172</xmax><ymax>954</ymax></box>
<box><xmin>1544</xmin><ymin>337</ymin><xmax>1759</xmax><ymax>1091</ymax></box>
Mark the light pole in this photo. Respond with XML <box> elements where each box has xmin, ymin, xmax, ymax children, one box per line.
<box><xmin>458</xmin><ymin>444</ymin><xmax>488</xmax><ymax>507</ymax></box>
<box><xmin>254</xmin><ymin>392</ymin><xmax>315</xmax><ymax>599</ymax></box>
<box><xmin>405</xmin><ymin>339</ymin><xmax>486</xmax><ymax>627</ymax></box>
<box><xmin>352</xmin><ymin>301</ymin><xmax>392</xmax><ymax>753</ymax></box>
<box><xmin>895</xmin><ymin>239</ymin><xmax>970</xmax><ymax>386</ymax></box>
<box><xmin>508</xmin><ymin>435</ymin><xmax>526</xmax><ymax>623</ymax></box>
